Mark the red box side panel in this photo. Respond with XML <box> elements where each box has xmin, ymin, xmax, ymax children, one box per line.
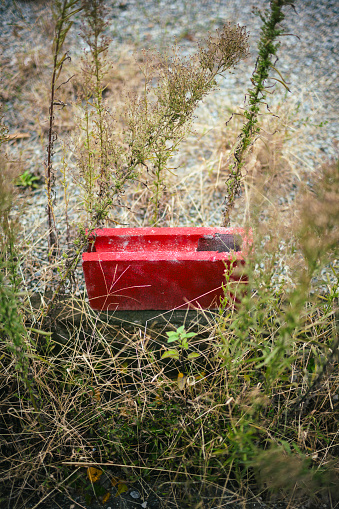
<box><xmin>83</xmin><ymin>257</ymin><xmax>245</xmax><ymax>311</ymax></box>
<box><xmin>82</xmin><ymin>227</ymin><xmax>251</xmax><ymax>311</ymax></box>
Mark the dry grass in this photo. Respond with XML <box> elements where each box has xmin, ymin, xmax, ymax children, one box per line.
<box><xmin>1</xmin><ymin>266</ymin><xmax>338</xmax><ymax>507</ymax></box>
<box><xmin>0</xmin><ymin>3</ymin><xmax>338</xmax><ymax>509</ymax></box>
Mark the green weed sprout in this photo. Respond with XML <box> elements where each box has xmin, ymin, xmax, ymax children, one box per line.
<box><xmin>161</xmin><ymin>325</ymin><xmax>199</xmax><ymax>361</ymax></box>
<box><xmin>16</xmin><ymin>170</ymin><xmax>40</xmax><ymax>189</ymax></box>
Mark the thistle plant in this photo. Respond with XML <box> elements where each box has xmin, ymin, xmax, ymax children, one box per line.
<box><xmin>131</xmin><ymin>24</ymin><xmax>250</xmax><ymax>224</ymax></box>
<box><xmin>222</xmin><ymin>0</ymin><xmax>294</xmax><ymax>226</ymax></box>
<box><xmin>35</xmin><ymin>0</ymin><xmax>111</xmax><ymax>328</ymax></box>
<box><xmin>72</xmin><ymin>0</ymin><xmax>129</xmax><ymax>228</ymax></box>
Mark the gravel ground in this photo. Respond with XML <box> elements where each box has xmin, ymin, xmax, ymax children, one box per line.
<box><xmin>2</xmin><ymin>0</ymin><xmax>338</xmax><ymax>294</ymax></box>
<box><xmin>1</xmin><ymin>1</ymin><xmax>338</xmax><ymax>508</ymax></box>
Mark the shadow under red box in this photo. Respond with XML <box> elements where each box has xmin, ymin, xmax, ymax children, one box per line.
<box><xmin>82</xmin><ymin>227</ymin><xmax>252</xmax><ymax>312</ymax></box>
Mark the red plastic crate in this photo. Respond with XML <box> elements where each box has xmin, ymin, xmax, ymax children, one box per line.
<box><xmin>82</xmin><ymin>227</ymin><xmax>251</xmax><ymax>311</ymax></box>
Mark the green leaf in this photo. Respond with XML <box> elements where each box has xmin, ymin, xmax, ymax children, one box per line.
<box><xmin>27</xmin><ymin>327</ymin><xmax>52</xmax><ymax>336</ymax></box>
<box><xmin>167</xmin><ymin>336</ymin><xmax>179</xmax><ymax>343</ymax></box>
<box><xmin>161</xmin><ymin>349</ymin><xmax>179</xmax><ymax>360</ymax></box>
<box><xmin>212</xmin><ymin>445</ymin><xmax>228</xmax><ymax>455</ymax></box>
<box><xmin>187</xmin><ymin>352</ymin><xmax>200</xmax><ymax>360</ymax></box>
<box><xmin>56</xmin><ymin>51</ymin><xmax>69</xmax><ymax>69</ymax></box>
<box><xmin>166</xmin><ymin>331</ymin><xmax>177</xmax><ymax>337</ymax></box>
<box><xmin>62</xmin><ymin>7</ymin><xmax>82</xmax><ymax>24</ymax></box>
<box><xmin>269</xmin><ymin>63</ymin><xmax>290</xmax><ymax>88</ymax></box>
<box><xmin>269</xmin><ymin>76</ymin><xmax>291</xmax><ymax>92</ymax></box>
<box><xmin>185</xmin><ymin>332</ymin><xmax>197</xmax><ymax>338</ymax></box>
<box><xmin>93</xmin><ymin>484</ymin><xmax>106</xmax><ymax>496</ymax></box>
<box><xmin>58</xmin><ymin>23</ymin><xmax>72</xmax><ymax>48</ymax></box>
<box><xmin>280</xmin><ymin>440</ymin><xmax>292</xmax><ymax>454</ymax></box>
<box><xmin>67</xmin><ymin>0</ymin><xmax>81</xmax><ymax>9</ymax></box>
<box><xmin>182</xmin><ymin>338</ymin><xmax>189</xmax><ymax>349</ymax></box>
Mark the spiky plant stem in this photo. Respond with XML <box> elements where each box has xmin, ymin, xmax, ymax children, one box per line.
<box><xmin>222</xmin><ymin>0</ymin><xmax>293</xmax><ymax>226</ymax></box>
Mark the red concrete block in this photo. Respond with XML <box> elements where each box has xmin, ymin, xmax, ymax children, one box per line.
<box><xmin>82</xmin><ymin>227</ymin><xmax>252</xmax><ymax>311</ymax></box>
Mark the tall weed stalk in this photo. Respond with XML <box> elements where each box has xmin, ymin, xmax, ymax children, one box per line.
<box><xmin>46</xmin><ymin>0</ymin><xmax>81</xmax><ymax>256</ymax></box>
<box><xmin>223</xmin><ymin>0</ymin><xmax>294</xmax><ymax>226</ymax></box>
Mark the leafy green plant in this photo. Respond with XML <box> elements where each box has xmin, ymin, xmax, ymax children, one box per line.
<box><xmin>0</xmin><ymin>105</ymin><xmax>40</xmax><ymax>414</ymax></box>
<box><xmin>161</xmin><ymin>325</ymin><xmax>199</xmax><ymax>361</ymax></box>
<box><xmin>15</xmin><ymin>169</ymin><xmax>40</xmax><ymax>188</ymax></box>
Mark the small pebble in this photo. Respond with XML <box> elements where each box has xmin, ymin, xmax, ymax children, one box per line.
<box><xmin>130</xmin><ymin>490</ymin><xmax>140</xmax><ymax>499</ymax></box>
